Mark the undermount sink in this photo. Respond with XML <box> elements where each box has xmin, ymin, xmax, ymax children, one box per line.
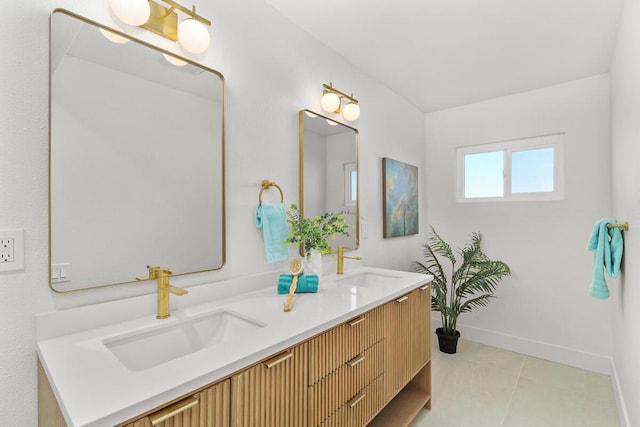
<box><xmin>336</xmin><ymin>271</ymin><xmax>402</xmax><ymax>288</ymax></box>
<box><xmin>103</xmin><ymin>310</ymin><xmax>266</xmax><ymax>371</ymax></box>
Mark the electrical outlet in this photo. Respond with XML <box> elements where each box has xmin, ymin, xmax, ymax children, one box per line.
<box><xmin>0</xmin><ymin>238</ymin><xmax>14</xmax><ymax>262</ymax></box>
<box><xmin>0</xmin><ymin>229</ymin><xmax>24</xmax><ymax>272</ymax></box>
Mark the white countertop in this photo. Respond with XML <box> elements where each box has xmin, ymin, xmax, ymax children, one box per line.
<box><xmin>37</xmin><ymin>266</ymin><xmax>432</xmax><ymax>427</ymax></box>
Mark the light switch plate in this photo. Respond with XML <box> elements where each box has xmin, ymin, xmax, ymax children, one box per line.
<box><xmin>0</xmin><ymin>229</ymin><xmax>24</xmax><ymax>272</ymax></box>
<box><xmin>361</xmin><ymin>221</ymin><xmax>369</xmax><ymax>239</ymax></box>
<box><xmin>51</xmin><ymin>263</ymin><xmax>72</xmax><ymax>283</ymax></box>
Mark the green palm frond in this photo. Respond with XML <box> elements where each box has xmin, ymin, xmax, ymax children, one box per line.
<box><xmin>428</xmin><ymin>227</ymin><xmax>456</xmax><ymax>265</ymax></box>
<box><xmin>417</xmin><ymin>228</ymin><xmax>511</xmax><ymax>336</ymax></box>
<box><xmin>459</xmin><ymin>294</ymin><xmax>495</xmax><ymax>313</ymax></box>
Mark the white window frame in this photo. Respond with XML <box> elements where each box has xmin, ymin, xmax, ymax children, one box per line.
<box><xmin>344</xmin><ymin>162</ymin><xmax>357</xmax><ymax>207</ymax></box>
<box><xmin>456</xmin><ymin>133</ymin><xmax>565</xmax><ymax>203</ymax></box>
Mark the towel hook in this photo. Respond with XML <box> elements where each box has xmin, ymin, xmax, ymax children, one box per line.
<box><xmin>607</xmin><ymin>221</ymin><xmax>629</xmax><ymax>231</ymax></box>
<box><xmin>258</xmin><ymin>180</ymin><xmax>284</xmax><ymax>205</ymax></box>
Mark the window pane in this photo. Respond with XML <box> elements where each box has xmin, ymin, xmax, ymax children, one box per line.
<box><xmin>511</xmin><ymin>147</ymin><xmax>554</xmax><ymax>193</ymax></box>
<box><xmin>350</xmin><ymin>170</ymin><xmax>357</xmax><ymax>202</ymax></box>
<box><xmin>464</xmin><ymin>151</ymin><xmax>504</xmax><ymax>198</ymax></box>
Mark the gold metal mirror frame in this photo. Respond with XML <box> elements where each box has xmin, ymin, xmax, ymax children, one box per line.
<box><xmin>49</xmin><ymin>9</ymin><xmax>226</xmax><ymax>293</ymax></box>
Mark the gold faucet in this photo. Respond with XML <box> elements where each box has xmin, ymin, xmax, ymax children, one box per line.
<box><xmin>337</xmin><ymin>246</ymin><xmax>363</xmax><ymax>275</ymax></box>
<box><xmin>138</xmin><ymin>265</ymin><xmax>188</xmax><ymax>319</ymax></box>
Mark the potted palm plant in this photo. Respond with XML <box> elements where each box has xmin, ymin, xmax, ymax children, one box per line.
<box><xmin>414</xmin><ymin>228</ymin><xmax>511</xmax><ymax>354</ymax></box>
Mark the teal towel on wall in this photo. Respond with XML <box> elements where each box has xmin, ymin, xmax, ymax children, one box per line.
<box><xmin>587</xmin><ymin>218</ymin><xmax>624</xmax><ymax>299</ymax></box>
<box><xmin>255</xmin><ymin>203</ymin><xmax>289</xmax><ymax>263</ymax></box>
<box><xmin>277</xmin><ymin>274</ymin><xmax>319</xmax><ymax>294</ymax></box>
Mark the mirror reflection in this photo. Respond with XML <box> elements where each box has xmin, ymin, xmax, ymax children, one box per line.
<box><xmin>50</xmin><ymin>10</ymin><xmax>225</xmax><ymax>292</ymax></box>
<box><xmin>300</xmin><ymin>110</ymin><xmax>359</xmax><ymax>253</ymax></box>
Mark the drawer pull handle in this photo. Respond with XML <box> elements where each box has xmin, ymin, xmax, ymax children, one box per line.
<box><xmin>347</xmin><ymin>354</ymin><xmax>366</xmax><ymax>367</ymax></box>
<box><xmin>420</xmin><ymin>284</ymin><xmax>429</xmax><ymax>291</ymax></box>
<box><xmin>348</xmin><ymin>392</ymin><xmax>366</xmax><ymax>408</ymax></box>
<box><xmin>396</xmin><ymin>295</ymin><xmax>409</xmax><ymax>303</ymax></box>
<box><xmin>348</xmin><ymin>316</ymin><xmax>366</xmax><ymax>327</ymax></box>
<box><xmin>263</xmin><ymin>351</ymin><xmax>293</xmax><ymax>369</ymax></box>
<box><xmin>148</xmin><ymin>396</ymin><xmax>199</xmax><ymax>425</ymax></box>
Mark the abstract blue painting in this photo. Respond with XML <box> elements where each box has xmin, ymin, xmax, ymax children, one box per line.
<box><xmin>382</xmin><ymin>157</ymin><xmax>419</xmax><ymax>237</ymax></box>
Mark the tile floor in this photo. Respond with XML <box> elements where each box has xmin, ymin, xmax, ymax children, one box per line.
<box><xmin>410</xmin><ymin>338</ymin><xmax>620</xmax><ymax>427</ymax></box>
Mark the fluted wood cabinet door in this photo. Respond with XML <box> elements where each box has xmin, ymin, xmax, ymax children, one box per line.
<box><xmin>411</xmin><ymin>284</ymin><xmax>431</xmax><ymax>374</ymax></box>
<box><xmin>384</xmin><ymin>292</ymin><xmax>413</xmax><ymax>401</ymax></box>
<box><xmin>121</xmin><ymin>379</ymin><xmax>230</xmax><ymax>427</ymax></box>
<box><xmin>231</xmin><ymin>343</ymin><xmax>308</xmax><ymax>427</ymax></box>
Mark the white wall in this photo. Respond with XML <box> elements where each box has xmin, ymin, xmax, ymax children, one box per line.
<box><xmin>425</xmin><ymin>74</ymin><xmax>613</xmax><ymax>373</ymax></box>
<box><xmin>0</xmin><ymin>0</ymin><xmax>427</xmax><ymax>425</ymax></box>
<box><xmin>610</xmin><ymin>0</ymin><xmax>640</xmax><ymax>425</ymax></box>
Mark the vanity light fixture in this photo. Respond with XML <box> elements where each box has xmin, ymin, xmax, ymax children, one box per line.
<box><xmin>162</xmin><ymin>52</ymin><xmax>187</xmax><ymax>66</ymax></box>
<box><xmin>99</xmin><ymin>28</ymin><xmax>130</xmax><ymax>44</ymax></box>
<box><xmin>109</xmin><ymin>0</ymin><xmax>212</xmax><ymax>55</ymax></box>
<box><xmin>320</xmin><ymin>82</ymin><xmax>361</xmax><ymax>122</ymax></box>
<box><xmin>109</xmin><ymin>0</ymin><xmax>151</xmax><ymax>26</ymax></box>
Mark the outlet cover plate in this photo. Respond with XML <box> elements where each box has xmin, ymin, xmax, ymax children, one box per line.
<box><xmin>0</xmin><ymin>229</ymin><xmax>24</xmax><ymax>272</ymax></box>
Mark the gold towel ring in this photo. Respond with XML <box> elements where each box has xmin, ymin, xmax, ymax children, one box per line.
<box><xmin>259</xmin><ymin>180</ymin><xmax>284</xmax><ymax>205</ymax></box>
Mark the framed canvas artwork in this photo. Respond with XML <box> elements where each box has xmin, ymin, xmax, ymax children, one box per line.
<box><xmin>382</xmin><ymin>157</ymin><xmax>419</xmax><ymax>237</ymax></box>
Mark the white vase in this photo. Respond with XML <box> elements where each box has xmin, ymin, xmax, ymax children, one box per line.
<box><xmin>305</xmin><ymin>249</ymin><xmax>323</xmax><ymax>282</ymax></box>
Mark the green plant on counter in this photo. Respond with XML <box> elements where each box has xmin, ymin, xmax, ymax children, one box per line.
<box><xmin>283</xmin><ymin>204</ymin><xmax>349</xmax><ymax>259</ymax></box>
<box><xmin>414</xmin><ymin>227</ymin><xmax>511</xmax><ymax>336</ymax></box>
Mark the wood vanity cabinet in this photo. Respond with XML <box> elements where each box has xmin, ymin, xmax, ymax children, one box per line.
<box><xmin>369</xmin><ymin>285</ymin><xmax>432</xmax><ymax>426</ymax></box>
<box><xmin>38</xmin><ymin>281</ymin><xmax>431</xmax><ymax>427</ymax></box>
<box><xmin>230</xmin><ymin>344</ymin><xmax>308</xmax><ymax>427</ymax></box>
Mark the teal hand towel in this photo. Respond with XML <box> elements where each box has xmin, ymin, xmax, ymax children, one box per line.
<box><xmin>587</xmin><ymin>218</ymin><xmax>624</xmax><ymax>299</ymax></box>
<box><xmin>255</xmin><ymin>203</ymin><xmax>288</xmax><ymax>263</ymax></box>
<box><xmin>278</xmin><ymin>274</ymin><xmax>319</xmax><ymax>294</ymax></box>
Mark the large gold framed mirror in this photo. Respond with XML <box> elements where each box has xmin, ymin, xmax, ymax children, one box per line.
<box><xmin>299</xmin><ymin>110</ymin><xmax>359</xmax><ymax>253</ymax></box>
<box><xmin>49</xmin><ymin>9</ymin><xmax>225</xmax><ymax>292</ymax></box>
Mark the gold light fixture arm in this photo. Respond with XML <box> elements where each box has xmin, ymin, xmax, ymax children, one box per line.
<box><xmin>158</xmin><ymin>0</ymin><xmax>212</xmax><ymax>26</ymax></box>
<box><xmin>323</xmin><ymin>83</ymin><xmax>358</xmax><ymax>104</ymax></box>
<box><xmin>141</xmin><ymin>0</ymin><xmax>211</xmax><ymax>43</ymax></box>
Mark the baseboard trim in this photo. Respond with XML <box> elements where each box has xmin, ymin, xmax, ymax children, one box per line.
<box><xmin>611</xmin><ymin>360</ymin><xmax>631</xmax><ymax>427</ymax></box>
<box><xmin>432</xmin><ymin>316</ymin><xmax>612</xmax><ymax>374</ymax></box>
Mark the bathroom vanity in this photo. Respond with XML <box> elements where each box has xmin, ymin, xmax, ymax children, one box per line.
<box><xmin>37</xmin><ymin>267</ymin><xmax>432</xmax><ymax>427</ymax></box>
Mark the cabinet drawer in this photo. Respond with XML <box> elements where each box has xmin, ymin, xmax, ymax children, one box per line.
<box><xmin>309</xmin><ymin>340</ymin><xmax>385</xmax><ymax>426</ymax></box>
<box><xmin>122</xmin><ymin>379</ymin><xmax>229</xmax><ymax>427</ymax></box>
<box><xmin>309</xmin><ymin>305</ymin><xmax>384</xmax><ymax>385</ymax></box>
<box><xmin>318</xmin><ymin>374</ymin><xmax>385</xmax><ymax>427</ymax></box>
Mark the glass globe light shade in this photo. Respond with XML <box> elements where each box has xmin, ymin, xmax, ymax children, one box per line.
<box><xmin>163</xmin><ymin>53</ymin><xmax>187</xmax><ymax>66</ymax></box>
<box><xmin>178</xmin><ymin>18</ymin><xmax>210</xmax><ymax>54</ymax></box>
<box><xmin>99</xmin><ymin>28</ymin><xmax>130</xmax><ymax>44</ymax></box>
<box><xmin>109</xmin><ymin>0</ymin><xmax>150</xmax><ymax>26</ymax></box>
<box><xmin>342</xmin><ymin>102</ymin><xmax>360</xmax><ymax>121</ymax></box>
<box><xmin>321</xmin><ymin>92</ymin><xmax>340</xmax><ymax>113</ymax></box>
<box><xmin>326</xmin><ymin>119</ymin><xmax>339</xmax><ymax>126</ymax></box>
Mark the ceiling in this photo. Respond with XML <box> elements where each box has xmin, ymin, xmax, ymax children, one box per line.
<box><xmin>266</xmin><ymin>0</ymin><xmax>624</xmax><ymax>113</ymax></box>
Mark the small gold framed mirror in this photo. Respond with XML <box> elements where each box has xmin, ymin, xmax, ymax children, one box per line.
<box><xmin>299</xmin><ymin>110</ymin><xmax>359</xmax><ymax>253</ymax></box>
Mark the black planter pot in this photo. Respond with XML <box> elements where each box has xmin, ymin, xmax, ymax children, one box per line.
<box><xmin>436</xmin><ymin>328</ymin><xmax>461</xmax><ymax>354</ymax></box>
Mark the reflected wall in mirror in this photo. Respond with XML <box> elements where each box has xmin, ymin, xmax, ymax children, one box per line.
<box><xmin>50</xmin><ymin>10</ymin><xmax>225</xmax><ymax>292</ymax></box>
<box><xmin>299</xmin><ymin>110</ymin><xmax>359</xmax><ymax>253</ymax></box>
